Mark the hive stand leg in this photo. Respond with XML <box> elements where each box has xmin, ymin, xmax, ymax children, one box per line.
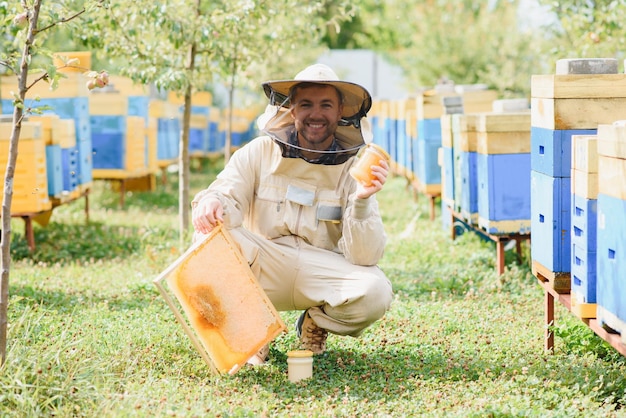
<box><xmin>84</xmin><ymin>192</ymin><xmax>90</xmax><ymax>223</ymax></box>
<box><xmin>545</xmin><ymin>290</ymin><xmax>555</xmax><ymax>352</ymax></box>
<box><xmin>119</xmin><ymin>179</ymin><xmax>126</xmax><ymax>209</ymax></box>
<box><xmin>22</xmin><ymin>216</ymin><xmax>35</xmax><ymax>252</ymax></box>
<box><xmin>429</xmin><ymin>195</ymin><xmax>436</xmax><ymax>221</ymax></box>
<box><xmin>451</xmin><ymin>211</ymin><xmax>457</xmax><ymax>241</ymax></box>
<box><xmin>495</xmin><ymin>238</ymin><xmax>505</xmax><ymax>276</ymax></box>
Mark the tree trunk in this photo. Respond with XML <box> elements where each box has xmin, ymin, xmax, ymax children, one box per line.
<box><xmin>225</xmin><ymin>84</ymin><xmax>234</xmax><ymax>165</ymax></box>
<box><xmin>178</xmin><ymin>40</ymin><xmax>197</xmax><ymax>249</ymax></box>
<box><xmin>224</xmin><ymin>51</ymin><xmax>237</xmax><ymax>165</ymax></box>
<box><xmin>1</xmin><ymin>0</ymin><xmax>42</xmax><ymax>366</ymax></box>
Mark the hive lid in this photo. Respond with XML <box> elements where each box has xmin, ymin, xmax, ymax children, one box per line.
<box><xmin>154</xmin><ymin>224</ymin><xmax>286</xmax><ymax>375</ymax></box>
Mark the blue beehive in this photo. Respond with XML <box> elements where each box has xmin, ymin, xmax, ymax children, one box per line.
<box><xmin>1</xmin><ymin>99</ymin><xmax>10</xmax><ymax>114</ymax></box>
<box><xmin>207</xmin><ymin>106</ymin><xmax>222</xmax><ymax>152</ymax></box>
<box><xmin>45</xmin><ymin>145</ymin><xmax>63</xmax><ymax>197</ymax></box>
<box><xmin>454</xmin><ymin>114</ymin><xmax>480</xmax><ymax>223</ymax></box>
<box><xmin>531</xmin><ymin>171</ymin><xmax>571</xmax><ymax>272</ymax></box>
<box><xmin>570</xmin><ymin>132</ymin><xmax>599</xmax><ymax>307</ymax></box>
<box><xmin>440</xmin><ymin>114</ymin><xmax>454</xmax><ymax>205</ymax></box>
<box><xmin>37</xmin><ymin>97</ymin><xmax>93</xmax><ymax>185</ymax></box>
<box><xmin>50</xmin><ymin>118</ymin><xmax>79</xmax><ymax>193</ymax></box>
<box><xmin>476</xmin><ymin>112</ymin><xmax>531</xmax><ymax>234</ymax></box>
<box><xmin>387</xmin><ymin>103</ymin><xmax>398</xmax><ymax>168</ymax></box>
<box><xmin>531</xmin><ymin>127</ymin><xmax>597</xmax><ymax>177</ymax></box>
<box><xmin>477</xmin><ymin>153</ymin><xmax>530</xmax><ymax>221</ymax></box>
<box><xmin>128</xmin><ymin>96</ymin><xmax>150</xmax><ymax>120</ymax></box>
<box><xmin>91</xmin><ymin>115</ymin><xmax>127</xmax><ymax>169</ymax></box>
<box><xmin>61</xmin><ymin>146</ymin><xmax>78</xmax><ymax>192</ymax></box>
<box><xmin>596</xmin><ymin>193</ymin><xmax>626</xmax><ymax>331</ymax></box>
<box><xmin>415</xmin><ymin>139</ymin><xmax>442</xmax><ymax>186</ymax></box>
<box><xmin>571</xmin><ymin>243</ymin><xmax>597</xmax><ymax>303</ymax></box>
<box><xmin>460</xmin><ymin>151</ymin><xmax>478</xmax><ymax>220</ymax></box>
<box><xmin>189</xmin><ymin>114</ymin><xmax>210</xmax><ymax>154</ymax></box>
<box><xmin>414</xmin><ymin>118</ymin><xmax>442</xmax><ymax>186</ymax></box>
<box><xmin>370</xmin><ymin>102</ymin><xmax>384</xmax><ymax>151</ymax></box>
<box><xmin>571</xmin><ymin>195</ymin><xmax>597</xmax><ymax>252</ymax></box>
<box><xmin>395</xmin><ymin>103</ymin><xmax>409</xmax><ymax>176</ymax></box>
<box><xmin>149</xmin><ymin>100</ymin><xmax>181</xmax><ymax>165</ymax></box>
<box><xmin>441</xmin><ymin>147</ymin><xmax>454</xmax><ymax>202</ymax></box>
<box><xmin>230</xmin><ymin>122</ymin><xmax>247</xmax><ymax>148</ymax></box>
<box><xmin>157</xmin><ymin>118</ymin><xmax>180</xmax><ymax>160</ymax></box>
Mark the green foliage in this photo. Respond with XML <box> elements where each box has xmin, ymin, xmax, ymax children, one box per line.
<box><xmin>10</xmin><ymin>221</ymin><xmax>143</xmax><ymax>264</ymax></box>
<box><xmin>552</xmin><ymin>321</ymin><xmax>625</xmax><ymax>361</ymax></box>
<box><xmin>394</xmin><ymin>1</ymin><xmax>547</xmax><ymax>95</ymax></box>
<box><xmin>539</xmin><ymin>0</ymin><xmax>626</xmax><ymax>61</ymax></box>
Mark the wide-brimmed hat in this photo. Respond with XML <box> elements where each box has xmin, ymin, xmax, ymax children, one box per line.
<box><xmin>260</xmin><ymin>64</ymin><xmax>373</xmax><ymax>153</ymax></box>
<box><xmin>262</xmin><ymin>64</ymin><xmax>372</xmax><ymax>121</ymax></box>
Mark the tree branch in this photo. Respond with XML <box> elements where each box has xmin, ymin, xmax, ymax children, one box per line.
<box><xmin>0</xmin><ymin>61</ymin><xmax>18</xmax><ymax>74</ymax></box>
<box><xmin>35</xmin><ymin>8</ymin><xmax>87</xmax><ymax>34</ymax></box>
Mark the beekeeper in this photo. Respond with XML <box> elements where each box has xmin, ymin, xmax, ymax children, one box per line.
<box><xmin>191</xmin><ymin>64</ymin><xmax>393</xmax><ymax>364</ymax></box>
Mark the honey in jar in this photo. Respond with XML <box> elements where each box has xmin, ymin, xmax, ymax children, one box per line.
<box><xmin>349</xmin><ymin>143</ymin><xmax>390</xmax><ymax>186</ymax></box>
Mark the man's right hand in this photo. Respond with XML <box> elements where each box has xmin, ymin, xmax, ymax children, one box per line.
<box><xmin>192</xmin><ymin>198</ymin><xmax>224</xmax><ymax>234</ymax></box>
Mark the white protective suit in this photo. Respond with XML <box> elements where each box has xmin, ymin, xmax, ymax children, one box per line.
<box><xmin>192</xmin><ymin>100</ymin><xmax>393</xmax><ymax>337</ymax></box>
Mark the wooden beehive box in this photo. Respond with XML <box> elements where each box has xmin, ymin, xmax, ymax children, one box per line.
<box><xmin>475</xmin><ymin>112</ymin><xmax>531</xmax><ymax>234</ymax></box>
<box><xmin>530</xmin><ymin>74</ymin><xmax>626</xmax><ymax>130</ymax></box>
<box><xmin>0</xmin><ymin>122</ymin><xmax>51</xmax><ymax>213</ymax></box>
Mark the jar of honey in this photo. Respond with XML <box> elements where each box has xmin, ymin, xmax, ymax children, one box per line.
<box><xmin>287</xmin><ymin>350</ymin><xmax>313</xmax><ymax>382</ymax></box>
<box><xmin>349</xmin><ymin>143</ymin><xmax>390</xmax><ymax>186</ymax></box>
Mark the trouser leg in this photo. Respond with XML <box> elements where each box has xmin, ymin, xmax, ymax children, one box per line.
<box><xmin>228</xmin><ymin>227</ymin><xmax>393</xmax><ymax>337</ymax></box>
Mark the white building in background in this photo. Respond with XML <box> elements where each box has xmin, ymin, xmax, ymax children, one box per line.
<box><xmin>317</xmin><ymin>49</ymin><xmax>408</xmax><ymax>101</ymax></box>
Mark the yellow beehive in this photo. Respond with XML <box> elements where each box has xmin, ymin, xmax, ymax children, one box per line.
<box><xmin>29</xmin><ymin>115</ymin><xmax>61</xmax><ymax>145</ymax></box>
<box><xmin>572</xmin><ymin>134</ymin><xmax>598</xmax><ymax>173</ymax></box>
<box><xmin>149</xmin><ymin>100</ymin><xmax>179</xmax><ymax>119</ymax></box>
<box><xmin>571</xmin><ymin>135</ymin><xmax>599</xmax><ymax>199</ymax></box>
<box><xmin>416</xmin><ymin>91</ymin><xmax>456</xmax><ymax>120</ymax></box>
<box><xmin>597</xmin><ymin>122</ymin><xmax>626</xmax><ymax>160</ymax></box>
<box><xmin>596</xmin><ymin>122</ymin><xmax>626</xmax><ymax>200</ymax></box>
<box><xmin>453</xmin><ymin>113</ymin><xmax>480</xmax><ymax>153</ymax></box>
<box><xmin>440</xmin><ymin>113</ymin><xmax>453</xmax><ymax>148</ymax></box>
<box><xmin>462</xmin><ymin>89</ymin><xmax>498</xmax><ymax>113</ymax></box>
<box><xmin>369</xmin><ymin>100</ymin><xmax>381</xmax><ymax>119</ymax></box>
<box><xmin>107</xmin><ymin>75</ymin><xmax>149</xmax><ymax>97</ymax></box>
<box><xmin>51</xmin><ymin>119</ymin><xmax>76</xmax><ymax>149</ymax></box>
<box><xmin>531</xmin><ymin>74</ymin><xmax>626</xmax><ymax>130</ymax></box>
<box><xmin>125</xmin><ymin>116</ymin><xmax>148</xmax><ymax>172</ymax></box>
<box><xmin>146</xmin><ymin>117</ymin><xmax>158</xmax><ymax>172</ymax></box>
<box><xmin>52</xmin><ymin>51</ymin><xmax>92</xmax><ymax>73</ymax></box>
<box><xmin>89</xmin><ymin>92</ymin><xmax>129</xmax><ymax>116</ymax></box>
<box><xmin>168</xmin><ymin>91</ymin><xmax>213</xmax><ymax>107</ymax></box>
<box><xmin>209</xmin><ymin>106</ymin><xmax>221</xmax><ymax>124</ymax></box>
<box><xmin>190</xmin><ymin>113</ymin><xmax>209</xmax><ymax>130</ymax></box>
<box><xmin>598</xmin><ymin>155</ymin><xmax>626</xmax><ymax>200</ymax></box>
<box><xmin>376</xmin><ymin>100</ymin><xmax>390</xmax><ymax>129</ymax></box>
<box><xmin>476</xmin><ymin>112</ymin><xmax>531</xmax><ymax>155</ymax></box>
<box><xmin>0</xmin><ymin>121</ymin><xmax>50</xmax><ymax>213</ymax></box>
<box><xmin>0</xmin><ymin>121</ymin><xmax>42</xmax><ymax>145</ymax></box>
<box><xmin>1</xmin><ymin>72</ymin><xmax>89</xmax><ymax>100</ymax></box>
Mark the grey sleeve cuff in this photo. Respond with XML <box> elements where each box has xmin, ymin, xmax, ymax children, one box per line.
<box><xmin>351</xmin><ymin>196</ymin><xmax>372</xmax><ymax>219</ymax></box>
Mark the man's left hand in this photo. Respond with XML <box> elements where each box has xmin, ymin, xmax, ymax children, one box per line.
<box><xmin>355</xmin><ymin>159</ymin><xmax>389</xmax><ymax>199</ymax></box>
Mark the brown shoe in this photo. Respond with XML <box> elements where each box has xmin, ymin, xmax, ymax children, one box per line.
<box><xmin>246</xmin><ymin>343</ymin><xmax>269</xmax><ymax>366</ymax></box>
<box><xmin>296</xmin><ymin>310</ymin><xmax>328</xmax><ymax>355</ymax></box>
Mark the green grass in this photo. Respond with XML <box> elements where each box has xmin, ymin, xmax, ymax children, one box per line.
<box><xmin>2</xmin><ymin>159</ymin><xmax>626</xmax><ymax>417</ymax></box>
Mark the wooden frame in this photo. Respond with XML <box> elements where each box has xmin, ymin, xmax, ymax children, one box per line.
<box><xmin>153</xmin><ymin>224</ymin><xmax>287</xmax><ymax>375</ymax></box>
